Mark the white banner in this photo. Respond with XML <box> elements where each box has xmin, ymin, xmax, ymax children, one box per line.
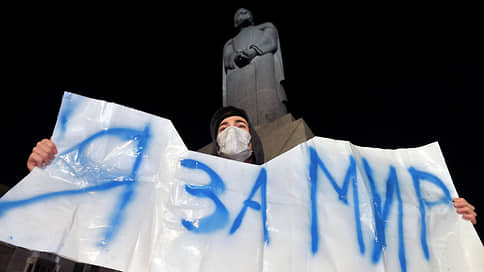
<box><xmin>0</xmin><ymin>92</ymin><xmax>482</xmax><ymax>271</ymax></box>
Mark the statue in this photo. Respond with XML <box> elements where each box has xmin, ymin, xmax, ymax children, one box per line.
<box><xmin>223</xmin><ymin>8</ymin><xmax>287</xmax><ymax>127</ymax></box>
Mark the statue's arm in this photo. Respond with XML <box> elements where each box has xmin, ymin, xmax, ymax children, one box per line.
<box><xmin>223</xmin><ymin>39</ymin><xmax>237</xmax><ymax>70</ymax></box>
<box><xmin>251</xmin><ymin>23</ymin><xmax>278</xmax><ymax>55</ymax></box>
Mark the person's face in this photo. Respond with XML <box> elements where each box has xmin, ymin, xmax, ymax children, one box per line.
<box><xmin>217</xmin><ymin>115</ymin><xmax>253</xmax><ymax>151</ymax></box>
<box><xmin>217</xmin><ymin>116</ymin><xmax>249</xmax><ymax>135</ymax></box>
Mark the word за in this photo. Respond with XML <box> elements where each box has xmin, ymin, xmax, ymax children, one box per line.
<box><xmin>181</xmin><ymin>146</ymin><xmax>453</xmax><ymax>272</ymax></box>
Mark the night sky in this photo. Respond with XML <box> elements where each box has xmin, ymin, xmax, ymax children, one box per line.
<box><xmin>2</xmin><ymin>4</ymin><xmax>482</xmax><ymax>238</ymax></box>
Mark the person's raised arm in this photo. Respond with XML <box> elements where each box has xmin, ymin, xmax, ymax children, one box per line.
<box><xmin>27</xmin><ymin>139</ymin><xmax>57</xmax><ymax>171</ymax></box>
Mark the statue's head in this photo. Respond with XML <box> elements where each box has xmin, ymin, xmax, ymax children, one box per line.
<box><xmin>234</xmin><ymin>8</ymin><xmax>254</xmax><ymax>29</ymax></box>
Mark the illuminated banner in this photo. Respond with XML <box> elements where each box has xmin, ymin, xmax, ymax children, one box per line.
<box><xmin>0</xmin><ymin>92</ymin><xmax>482</xmax><ymax>271</ymax></box>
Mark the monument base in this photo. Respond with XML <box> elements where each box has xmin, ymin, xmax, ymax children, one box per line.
<box><xmin>198</xmin><ymin>113</ymin><xmax>314</xmax><ymax>162</ymax></box>
<box><xmin>0</xmin><ymin>184</ymin><xmax>9</xmax><ymax>198</ymax></box>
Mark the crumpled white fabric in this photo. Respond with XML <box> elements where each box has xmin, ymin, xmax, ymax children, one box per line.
<box><xmin>0</xmin><ymin>92</ymin><xmax>482</xmax><ymax>272</ymax></box>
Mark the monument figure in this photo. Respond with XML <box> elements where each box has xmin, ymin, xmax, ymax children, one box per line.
<box><xmin>223</xmin><ymin>8</ymin><xmax>287</xmax><ymax>127</ymax></box>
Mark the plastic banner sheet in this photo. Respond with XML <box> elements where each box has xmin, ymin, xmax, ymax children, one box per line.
<box><xmin>0</xmin><ymin>92</ymin><xmax>482</xmax><ymax>271</ymax></box>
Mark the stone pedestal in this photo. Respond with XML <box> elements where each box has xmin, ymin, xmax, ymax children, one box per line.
<box><xmin>0</xmin><ymin>184</ymin><xmax>9</xmax><ymax>198</ymax></box>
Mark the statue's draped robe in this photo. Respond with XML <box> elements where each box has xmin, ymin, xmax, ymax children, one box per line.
<box><xmin>223</xmin><ymin>23</ymin><xmax>287</xmax><ymax>127</ymax></box>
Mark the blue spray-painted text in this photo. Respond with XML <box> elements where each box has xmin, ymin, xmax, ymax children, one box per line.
<box><xmin>181</xmin><ymin>146</ymin><xmax>453</xmax><ymax>272</ymax></box>
<box><xmin>0</xmin><ymin>125</ymin><xmax>152</xmax><ymax>248</ymax></box>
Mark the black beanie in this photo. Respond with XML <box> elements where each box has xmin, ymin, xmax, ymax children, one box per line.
<box><xmin>210</xmin><ymin>106</ymin><xmax>264</xmax><ymax>165</ymax></box>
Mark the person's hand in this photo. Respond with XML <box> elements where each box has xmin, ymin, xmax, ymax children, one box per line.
<box><xmin>241</xmin><ymin>47</ymin><xmax>257</xmax><ymax>59</ymax></box>
<box><xmin>27</xmin><ymin>139</ymin><xmax>57</xmax><ymax>171</ymax></box>
<box><xmin>234</xmin><ymin>52</ymin><xmax>251</xmax><ymax>68</ymax></box>
<box><xmin>454</xmin><ymin>198</ymin><xmax>477</xmax><ymax>225</ymax></box>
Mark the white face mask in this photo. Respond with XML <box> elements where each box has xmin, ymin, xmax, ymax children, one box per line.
<box><xmin>216</xmin><ymin>126</ymin><xmax>253</xmax><ymax>162</ymax></box>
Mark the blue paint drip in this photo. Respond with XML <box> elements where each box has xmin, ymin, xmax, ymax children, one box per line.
<box><xmin>0</xmin><ymin>125</ymin><xmax>152</xmax><ymax>248</ymax></box>
<box><xmin>409</xmin><ymin>167</ymin><xmax>452</xmax><ymax>260</ymax></box>
<box><xmin>396</xmin><ymin>180</ymin><xmax>407</xmax><ymax>272</ymax></box>
<box><xmin>180</xmin><ymin>159</ymin><xmax>229</xmax><ymax>233</ymax></box>
<box><xmin>363</xmin><ymin>159</ymin><xmax>406</xmax><ymax>272</ymax></box>
<box><xmin>129</xmin><ymin>125</ymin><xmax>151</xmax><ymax>179</ymax></box>
<box><xmin>351</xmin><ymin>162</ymin><xmax>365</xmax><ymax>255</ymax></box>
<box><xmin>308</xmin><ymin>147</ymin><xmax>364</xmax><ymax>255</ymax></box>
<box><xmin>309</xmin><ymin>149</ymin><xmax>319</xmax><ymax>254</ymax></box>
<box><xmin>99</xmin><ymin>182</ymin><xmax>136</xmax><ymax>248</ymax></box>
<box><xmin>229</xmin><ymin>168</ymin><xmax>269</xmax><ymax>244</ymax></box>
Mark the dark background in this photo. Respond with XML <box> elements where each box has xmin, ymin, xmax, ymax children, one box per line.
<box><xmin>2</xmin><ymin>4</ymin><xmax>482</xmax><ymax>239</ymax></box>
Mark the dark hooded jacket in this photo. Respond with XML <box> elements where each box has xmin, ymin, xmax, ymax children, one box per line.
<box><xmin>210</xmin><ymin>106</ymin><xmax>264</xmax><ymax>165</ymax></box>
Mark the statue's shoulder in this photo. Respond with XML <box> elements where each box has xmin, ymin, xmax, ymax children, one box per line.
<box><xmin>256</xmin><ymin>22</ymin><xmax>278</xmax><ymax>32</ymax></box>
<box><xmin>223</xmin><ymin>38</ymin><xmax>233</xmax><ymax>48</ymax></box>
